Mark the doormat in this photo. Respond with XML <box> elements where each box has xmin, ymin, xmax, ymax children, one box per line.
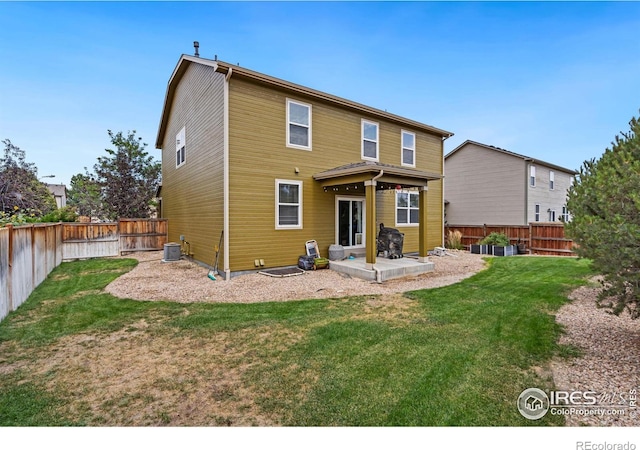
<box><xmin>258</xmin><ymin>267</ymin><xmax>306</xmax><ymax>278</ymax></box>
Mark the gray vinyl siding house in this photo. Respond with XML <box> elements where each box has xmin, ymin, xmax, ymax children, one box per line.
<box><xmin>444</xmin><ymin>140</ymin><xmax>576</xmax><ymax>226</ymax></box>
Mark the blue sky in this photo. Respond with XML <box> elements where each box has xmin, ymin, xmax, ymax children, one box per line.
<box><xmin>1</xmin><ymin>1</ymin><xmax>639</xmax><ymax>188</ymax></box>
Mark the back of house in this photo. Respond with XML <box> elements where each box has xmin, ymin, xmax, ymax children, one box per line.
<box><xmin>156</xmin><ymin>52</ymin><xmax>453</xmax><ymax>278</ymax></box>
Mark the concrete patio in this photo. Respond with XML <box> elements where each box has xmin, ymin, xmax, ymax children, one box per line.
<box><xmin>329</xmin><ymin>255</ymin><xmax>435</xmax><ymax>282</ymax></box>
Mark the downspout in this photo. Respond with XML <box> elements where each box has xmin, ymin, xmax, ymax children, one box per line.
<box><xmin>371</xmin><ymin>170</ymin><xmax>383</xmax><ymax>283</ymax></box>
<box><xmin>223</xmin><ymin>67</ymin><xmax>232</xmax><ymax>280</ymax></box>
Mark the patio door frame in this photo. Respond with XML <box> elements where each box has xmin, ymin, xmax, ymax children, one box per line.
<box><xmin>335</xmin><ymin>196</ymin><xmax>366</xmax><ymax>249</ymax></box>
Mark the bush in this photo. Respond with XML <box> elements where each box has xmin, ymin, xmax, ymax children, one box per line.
<box><xmin>39</xmin><ymin>206</ymin><xmax>78</xmax><ymax>223</ymax></box>
<box><xmin>445</xmin><ymin>230</ymin><xmax>463</xmax><ymax>250</ymax></box>
<box><xmin>480</xmin><ymin>232</ymin><xmax>510</xmax><ymax>247</ymax></box>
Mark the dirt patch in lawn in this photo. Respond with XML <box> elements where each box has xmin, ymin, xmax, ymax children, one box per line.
<box><xmin>6</xmin><ymin>320</ymin><xmax>307</xmax><ymax>426</ymax></box>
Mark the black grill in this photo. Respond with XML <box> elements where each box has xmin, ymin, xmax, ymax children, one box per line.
<box><xmin>377</xmin><ymin>223</ymin><xmax>404</xmax><ymax>259</ymax></box>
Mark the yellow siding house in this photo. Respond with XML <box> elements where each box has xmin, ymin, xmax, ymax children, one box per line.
<box><xmin>156</xmin><ymin>53</ymin><xmax>453</xmax><ymax>280</ymax></box>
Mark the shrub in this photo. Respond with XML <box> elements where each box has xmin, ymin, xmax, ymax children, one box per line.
<box><xmin>39</xmin><ymin>206</ymin><xmax>79</xmax><ymax>223</ymax></box>
<box><xmin>480</xmin><ymin>232</ymin><xmax>510</xmax><ymax>247</ymax></box>
<box><xmin>445</xmin><ymin>230</ymin><xmax>463</xmax><ymax>250</ymax></box>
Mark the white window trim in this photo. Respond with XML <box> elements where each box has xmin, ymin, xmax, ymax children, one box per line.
<box><xmin>175</xmin><ymin>126</ymin><xmax>186</xmax><ymax>168</ymax></box>
<box><xmin>286</xmin><ymin>99</ymin><xmax>312</xmax><ymax>151</ymax></box>
<box><xmin>361</xmin><ymin>119</ymin><xmax>379</xmax><ymax>162</ymax></box>
<box><xmin>549</xmin><ymin>209</ymin><xmax>556</xmax><ymax>222</ymax></box>
<box><xmin>549</xmin><ymin>170</ymin><xmax>555</xmax><ymax>190</ymax></box>
<box><xmin>401</xmin><ymin>130</ymin><xmax>416</xmax><ymax>167</ymax></box>
<box><xmin>530</xmin><ymin>165</ymin><xmax>536</xmax><ymax>187</ymax></box>
<box><xmin>534</xmin><ymin>204</ymin><xmax>540</xmax><ymax>222</ymax></box>
<box><xmin>275</xmin><ymin>179</ymin><xmax>303</xmax><ymax>229</ymax></box>
<box><xmin>395</xmin><ymin>190</ymin><xmax>419</xmax><ymax>227</ymax></box>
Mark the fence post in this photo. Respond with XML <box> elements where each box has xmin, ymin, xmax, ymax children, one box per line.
<box><xmin>528</xmin><ymin>222</ymin><xmax>533</xmax><ymax>255</ymax></box>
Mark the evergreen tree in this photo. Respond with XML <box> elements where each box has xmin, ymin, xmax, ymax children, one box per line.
<box><xmin>93</xmin><ymin>130</ymin><xmax>161</xmax><ymax>220</ymax></box>
<box><xmin>566</xmin><ymin>112</ymin><xmax>640</xmax><ymax>319</ymax></box>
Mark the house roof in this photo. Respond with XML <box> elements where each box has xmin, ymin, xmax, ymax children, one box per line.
<box><xmin>156</xmin><ymin>55</ymin><xmax>454</xmax><ymax>149</ymax></box>
<box><xmin>445</xmin><ymin>140</ymin><xmax>578</xmax><ymax>175</ymax></box>
<box><xmin>313</xmin><ymin>161</ymin><xmax>442</xmax><ymax>188</ymax></box>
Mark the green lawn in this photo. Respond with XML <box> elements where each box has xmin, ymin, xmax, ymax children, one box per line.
<box><xmin>0</xmin><ymin>256</ymin><xmax>594</xmax><ymax>426</ymax></box>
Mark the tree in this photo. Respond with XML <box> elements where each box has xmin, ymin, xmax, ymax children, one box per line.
<box><xmin>93</xmin><ymin>130</ymin><xmax>161</xmax><ymax>220</ymax></box>
<box><xmin>67</xmin><ymin>171</ymin><xmax>103</xmax><ymax>219</ymax></box>
<box><xmin>565</xmin><ymin>112</ymin><xmax>640</xmax><ymax>319</ymax></box>
<box><xmin>0</xmin><ymin>139</ymin><xmax>56</xmax><ymax>215</ymax></box>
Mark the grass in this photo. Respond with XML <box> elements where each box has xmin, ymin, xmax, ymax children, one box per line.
<box><xmin>0</xmin><ymin>256</ymin><xmax>594</xmax><ymax>426</ymax></box>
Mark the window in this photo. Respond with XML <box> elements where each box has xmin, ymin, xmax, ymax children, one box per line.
<box><xmin>396</xmin><ymin>191</ymin><xmax>419</xmax><ymax>226</ymax></box>
<box><xmin>276</xmin><ymin>180</ymin><xmax>302</xmax><ymax>229</ymax></box>
<box><xmin>530</xmin><ymin>165</ymin><xmax>536</xmax><ymax>187</ymax></box>
<box><xmin>286</xmin><ymin>99</ymin><xmax>311</xmax><ymax>150</ymax></box>
<box><xmin>548</xmin><ymin>209</ymin><xmax>556</xmax><ymax>222</ymax></box>
<box><xmin>562</xmin><ymin>205</ymin><xmax>570</xmax><ymax>222</ymax></box>
<box><xmin>535</xmin><ymin>204</ymin><xmax>540</xmax><ymax>222</ymax></box>
<box><xmin>549</xmin><ymin>171</ymin><xmax>555</xmax><ymax>190</ymax></box>
<box><xmin>401</xmin><ymin>130</ymin><xmax>415</xmax><ymax>167</ymax></box>
<box><xmin>175</xmin><ymin>126</ymin><xmax>186</xmax><ymax>168</ymax></box>
<box><xmin>362</xmin><ymin>120</ymin><xmax>379</xmax><ymax>161</ymax></box>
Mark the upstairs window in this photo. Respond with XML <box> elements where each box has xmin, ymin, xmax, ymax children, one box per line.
<box><xmin>396</xmin><ymin>191</ymin><xmax>419</xmax><ymax>226</ymax></box>
<box><xmin>549</xmin><ymin>171</ymin><xmax>555</xmax><ymax>190</ymax></box>
<box><xmin>176</xmin><ymin>126</ymin><xmax>186</xmax><ymax>168</ymax></box>
<box><xmin>276</xmin><ymin>179</ymin><xmax>302</xmax><ymax>229</ymax></box>
<box><xmin>362</xmin><ymin>120</ymin><xmax>379</xmax><ymax>161</ymax></box>
<box><xmin>401</xmin><ymin>130</ymin><xmax>416</xmax><ymax>167</ymax></box>
<box><xmin>530</xmin><ymin>165</ymin><xmax>536</xmax><ymax>187</ymax></box>
<box><xmin>287</xmin><ymin>99</ymin><xmax>311</xmax><ymax>150</ymax></box>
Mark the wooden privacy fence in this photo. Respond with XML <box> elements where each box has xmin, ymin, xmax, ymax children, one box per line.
<box><xmin>1</xmin><ymin>219</ymin><xmax>168</xmax><ymax>322</ymax></box>
<box><xmin>446</xmin><ymin>223</ymin><xmax>574</xmax><ymax>256</ymax></box>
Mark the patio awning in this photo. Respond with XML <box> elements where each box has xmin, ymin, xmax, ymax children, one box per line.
<box><xmin>313</xmin><ymin>161</ymin><xmax>442</xmax><ymax>189</ymax></box>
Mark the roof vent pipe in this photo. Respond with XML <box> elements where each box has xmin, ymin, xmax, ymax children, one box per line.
<box><xmin>193</xmin><ymin>41</ymin><xmax>200</xmax><ymax>57</ymax></box>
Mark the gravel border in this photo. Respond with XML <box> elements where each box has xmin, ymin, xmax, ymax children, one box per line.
<box><xmin>105</xmin><ymin>250</ymin><xmax>487</xmax><ymax>303</ymax></box>
<box><xmin>552</xmin><ymin>280</ymin><xmax>640</xmax><ymax>427</ymax></box>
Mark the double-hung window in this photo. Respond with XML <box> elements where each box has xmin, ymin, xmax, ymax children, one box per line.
<box><xmin>548</xmin><ymin>209</ymin><xmax>556</xmax><ymax>222</ymax></box>
<box><xmin>549</xmin><ymin>171</ymin><xmax>555</xmax><ymax>190</ymax></box>
<box><xmin>176</xmin><ymin>126</ymin><xmax>186</xmax><ymax>168</ymax></box>
<box><xmin>535</xmin><ymin>204</ymin><xmax>541</xmax><ymax>222</ymax></box>
<box><xmin>276</xmin><ymin>180</ymin><xmax>302</xmax><ymax>229</ymax></box>
<box><xmin>396</xmin><ymin>191</ymin><xmax>419</xmax><ymax>226</ymax></box>
<box><xmin>530</xmin><ymin>165</ymin><xmax>536</xmax><ymax>187</ymax></box>
<box><xmin>287</xmin><ymin>99</ymin><xmax>311</xmax><ymax>150</ymax></box>
<box><xmin>362</xmin><ymin>120</ymin><xmax>379</xmax><ymax>161</ymax></box>
<box><xmin>401</xmin><ymin>130</ymin><xmax>416</xmax><ymax>167</ymax></box>
<box><xmin>562</xmin><ymin>205</ymin><xmax>570</xmax><ymax>222</ymax></box>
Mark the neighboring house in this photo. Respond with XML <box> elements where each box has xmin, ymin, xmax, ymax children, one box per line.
<box><xmin>444</xmin><ymin>140</ymin><xmax>576</xmax><ymax>226</ymax></box>
<box><xmin>155</xmin><ymin>53</ymin><xmax>453</xmax><ymax>279</ymax></box>
<box><xmin>45</xmin><ymin>183</ymin><xmax>67</xmax><ymax>208</ymax></box>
